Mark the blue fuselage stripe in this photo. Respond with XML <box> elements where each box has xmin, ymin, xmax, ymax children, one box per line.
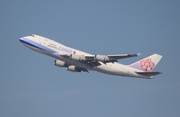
<box><xmin>20</xmin><ymin>39</ymin><xmax>45</xmax><ymax>51</ymax></box>
<box><xmin>20</xmin><ymin>37</ymin><xmax>56</xmax><ymax>54</ymax></box>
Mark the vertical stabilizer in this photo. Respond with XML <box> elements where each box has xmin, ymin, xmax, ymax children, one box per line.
<box><xmin>129</xmin><ymin>54</ymin><xmax>162</xmax><ymax>72</ymax></box>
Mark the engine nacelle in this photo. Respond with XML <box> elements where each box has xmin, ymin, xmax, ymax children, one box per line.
<box><xmin>67</xmin><ymin>65</ymin><xmax>81</xmax><ymax>72</ymax></box>
<box><xmin>95</xmin><ymin>55</ymin><xmax>110</xmax><ymax>62</ymax></box>
<box><xmin>69</xmin><ymin>55</ymin><xmax>86</xmax><ymax>61</ymax></box>
<box><xmin>54</xmin><ymin>60</ymin><xmax>66</xmax><ymax>67</ymax></box>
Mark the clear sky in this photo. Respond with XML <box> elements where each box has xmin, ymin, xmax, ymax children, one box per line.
<box><xmin>0</xmin><ymin>0</ymin><xmax>180</xmax><ymax>117</ymax></box>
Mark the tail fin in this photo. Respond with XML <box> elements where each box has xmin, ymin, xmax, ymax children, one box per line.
<box><xmin>129</xmin><ymin>54</ymin><xmax>163</xmax><ymax>72</ymax></box>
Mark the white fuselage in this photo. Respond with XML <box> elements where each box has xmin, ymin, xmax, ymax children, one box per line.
<box><xmin>19</xmin><ymin>35</ymin><xmax>152</xmax><ymax>79</ymax></box>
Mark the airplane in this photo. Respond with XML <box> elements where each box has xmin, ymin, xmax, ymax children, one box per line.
<box><xmin>19</xmin><ymin>34</ymin><xmax>163</xmax><ymax>79</ymax></box>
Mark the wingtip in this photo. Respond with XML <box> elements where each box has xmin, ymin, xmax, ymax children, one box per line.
<box><xmin>134</xmin><ymin>53</ymin><xmax>141</xmax><ymax>56</ymax></box>
<box><xmin>137</xmin><ymin>53</ymin><xmax>141</xmax><ymax>56</ymax></box>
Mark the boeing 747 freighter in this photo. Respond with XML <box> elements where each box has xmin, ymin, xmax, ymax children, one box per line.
<box><xmin>19</xmin><ymin>34</ymin><xmax>162</xmax><ymax>79</ymax></box>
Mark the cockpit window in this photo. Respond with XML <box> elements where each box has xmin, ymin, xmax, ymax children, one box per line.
<box><xmin>31</xmin><ymin>34</ymin><xmax>35</xmax><ymax>37</ymax></box>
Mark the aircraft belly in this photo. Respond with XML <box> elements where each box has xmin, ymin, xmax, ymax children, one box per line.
<box><xmin>93</xmin><ymin>63</ymin><xmax>124</xmax><ymax>76</ymax></box>
<box><xmin>94</xmin><ymin>63</ymin><xmax>140</xmax><ymax>77</ymax></box>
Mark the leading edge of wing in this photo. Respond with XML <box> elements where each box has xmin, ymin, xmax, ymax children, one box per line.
<box><xmin>107</xmin><ymin>53</ymin><xmax>141</xmax><ymax>59</ymax></box>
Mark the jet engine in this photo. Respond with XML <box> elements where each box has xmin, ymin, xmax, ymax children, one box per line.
<box><xmin>54</xmin><ymin>60</ymin><xmax>66</xmax><ymax>67</ymax></box>
<box><xmin>95</xmin><ymin>55</ymin><xmax>110</xmax><ymax>62</ymax></box>
<box><xmin>69</xmin><ymin>55</ymin><xmax>86</xmax><ymax>61</ymax></box>
<box><xmin>67</xmin><ymin>65</ymin><xmax>81</xmax><ymax>72</ymax></box>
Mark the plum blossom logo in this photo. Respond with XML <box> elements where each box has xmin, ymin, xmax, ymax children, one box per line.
<box><xmin>73</xmin><ymin>51</ymin><xmax>76</xmax><ymax>55</ymax></box>
<box><xmin>140</xmin><ymin>58</ymin><xmax>155</xmax><ymax>71</ymax></box>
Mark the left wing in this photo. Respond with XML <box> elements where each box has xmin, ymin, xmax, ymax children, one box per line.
<box><xmin>55</xmin><ymin>52</ymin><xmax>140</xmax><ymax>63</ymax></box>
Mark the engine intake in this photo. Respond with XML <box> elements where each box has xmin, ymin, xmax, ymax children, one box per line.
<box><xmin>67</xmin><ymin>65</ymin><xmax>81</xmax><ymax>72</ymax></box>
<box><xmin>95</xmin><ymin>55</ymin><xmax>110</xmax><ymax>62</ymax></box>
<box><xmin>69</xmin><ymin>55</ymin><xmax>86</xmax><ymax>61</ymax></box>
<box><xmin>54</xmin><ymin>60</ymin><xmax>66</xmax><ymax>67</ymax></box>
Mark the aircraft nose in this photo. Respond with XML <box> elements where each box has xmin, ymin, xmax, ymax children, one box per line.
<box><xmin>19</xmin><ymin>37</ymin><xmax>26</xmax><ymax>43</ymax></box>
<box><xmin>19</xmin><ymin>37</ymin><xmax>23</xmax><ymax>42</ymax></box>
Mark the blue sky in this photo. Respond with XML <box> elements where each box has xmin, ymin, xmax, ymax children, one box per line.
<box><xmin>0</xmin><ymin>0</ymin><xmax>180</xmax><ymax>117</ymax></box>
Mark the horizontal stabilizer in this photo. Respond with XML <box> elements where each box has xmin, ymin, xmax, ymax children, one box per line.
<box><xmin>136</xmin><ymin>72</ymin><xmax>162</xmax><ymax>76</ymax></box>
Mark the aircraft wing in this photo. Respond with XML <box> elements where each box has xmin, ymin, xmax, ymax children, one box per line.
<box><xmin>58</xmin><ymin>52</ymin><xmax>140</xmax><ymax>63</ymax></box>
<box><xmin>84</xmin><ymin>53</ymin><xmax>141</xmax><ymax>62</ymax></box>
